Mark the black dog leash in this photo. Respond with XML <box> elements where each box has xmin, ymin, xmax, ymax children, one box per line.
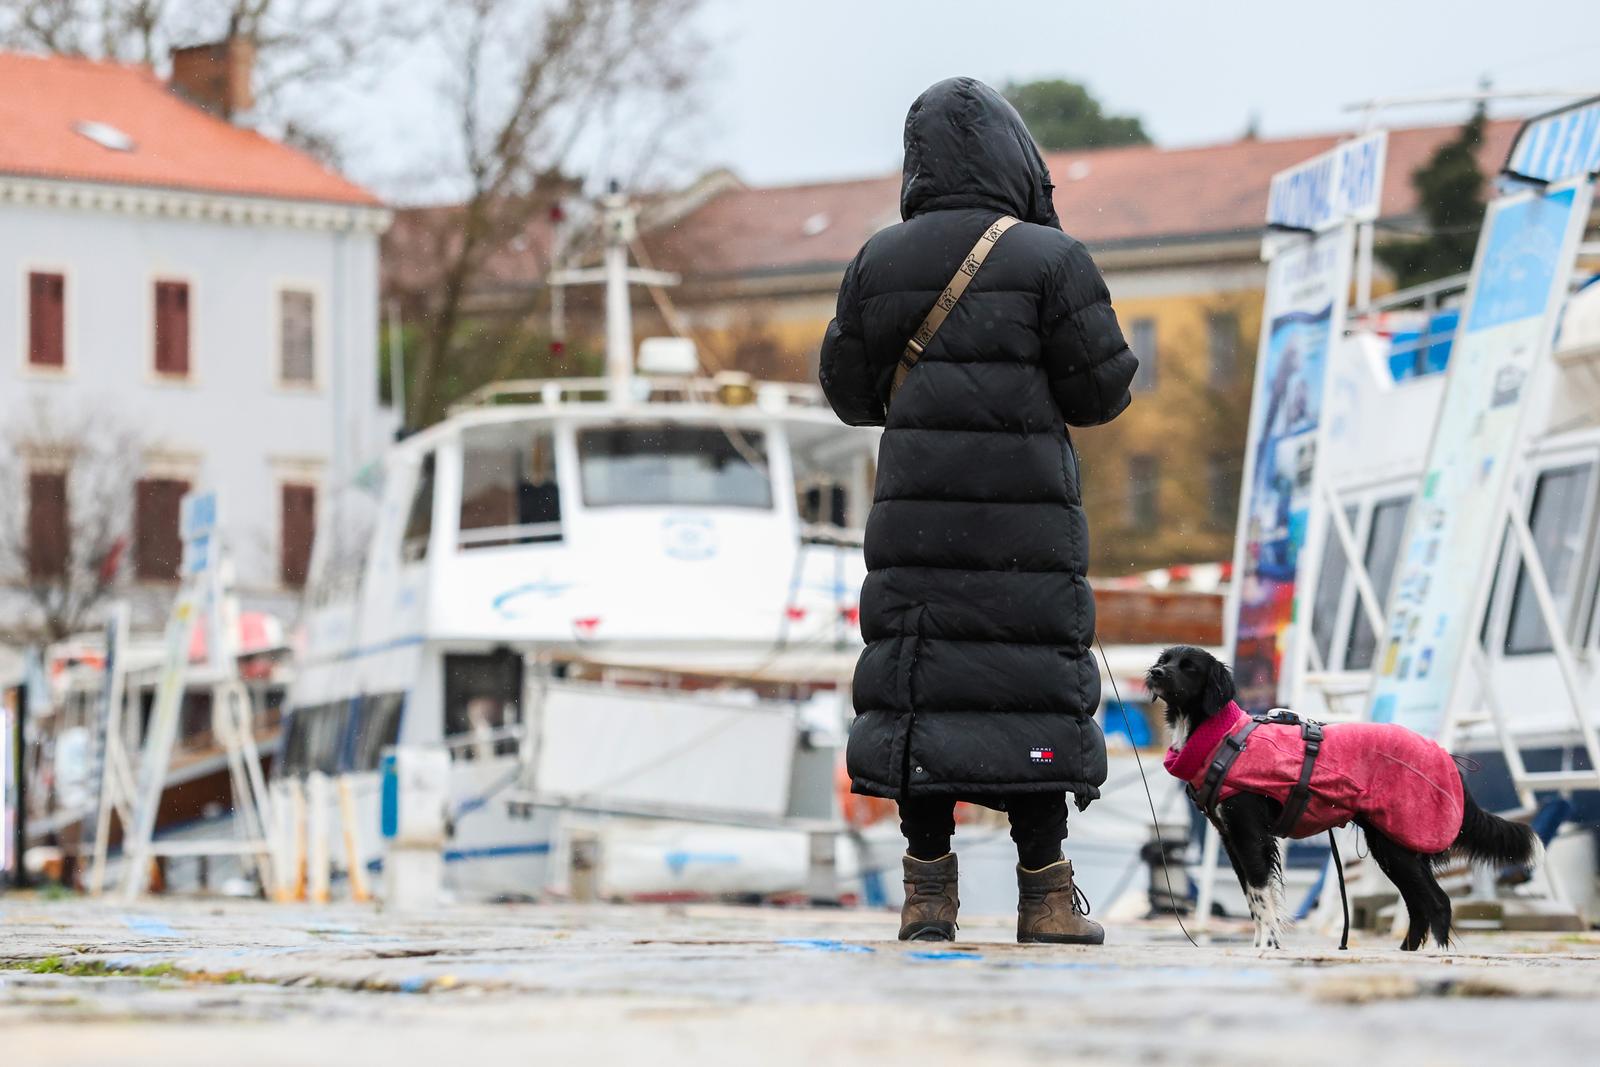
<box><xmin>1096</xmin><ymin>635</ymin><xmax>1200</xmax><ymax>949</ymax></box>
<box><xmin>1327</xmin><ymin>830</ymin><xmax>1351</xmax><ymax>951</ymax></box>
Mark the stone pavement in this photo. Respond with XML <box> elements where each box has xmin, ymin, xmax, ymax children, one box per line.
<box><xmin>2</xmin><ymin>896</ymin><xmax>1598</xmax><ymax>1066</ymax></box>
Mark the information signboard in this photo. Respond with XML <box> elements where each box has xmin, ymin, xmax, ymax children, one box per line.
<box><xmin>1368</xmin><ymin>181</ymin><xmax>1594</xmax><ymax>736</ymax></box>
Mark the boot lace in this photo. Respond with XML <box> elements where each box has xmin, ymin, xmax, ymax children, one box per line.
<box><xmin>1072</xmin><ymin>883</ymin><xmax>1092</xmax><ymax>916</ymax></box>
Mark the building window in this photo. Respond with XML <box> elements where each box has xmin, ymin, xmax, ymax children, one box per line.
<box><xmin>154</xmin><ymin>280</ymin><xmax>191</xmax><ymax>377</ymax></box>
<box><xmin>1207</xmin><ymin>311</ymin><xmax>1239</xmax><ymax>388</ymax></box>
<box><xmin>1345</xmin><ymin>496</ymin><xmax>1412</xmax><ymax>670</ymax></box>
<box><xmin>27</xmin><ymin>470</ymin><xmax>69</xmax><ymax>580</ymax></box>
<box><xmin>279</xmin><ymin>289</ymin><xmax>316</xmax><ymax>386</ymax></box>
<box><xmin>1505</xmin><ymin>464</ymin><xmax>1594</xmax><ymax>655</ymax></box>
<box><xmin>1129</xmin><ymin>318</ymin><xmax>1157</xmax><ymax>392</ymax></box>
<box><xmin>459</xmin><ymin>424</ymin><xmax>561</xmax><ymax>549</ymax></box>
<box><xmin>134</xmin><ymin>477</ymin><xmax>188</xmax><ymax>582</ymax></box>
<box><xmin>28</xmin><ymin>272</ymin><xmax>66</xmax><ymax>369</ymax></box>
<box><xmin>1128</xmin><ymin>455</ymin><xmax>1158</xmax><ymax>528</ymax></box>
<box><xmin>1206</xmin><ymin>452</ymin><xmax>1237</xmax><ymax>527</ymax></box>
<box><xmin>280</xmin><ymin>483</ymin><xmax>317</xmax><ymax>588</ymax></box>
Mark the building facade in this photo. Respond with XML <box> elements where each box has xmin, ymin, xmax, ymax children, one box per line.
<box><xmin>627</xmin><ymin>121</ymin><xmax>1521</xmax><ymax>573</ymax></box>
<box><xmin>0</xmin><ymin>53</ymin><xmax>392</xmax><ymax>638</ymax></box>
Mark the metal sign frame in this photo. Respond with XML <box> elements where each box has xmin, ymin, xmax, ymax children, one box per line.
<box><xmin>116</xmin><ymin>491</ymin><xmax>276</xmax><ymax>899</ymax></box>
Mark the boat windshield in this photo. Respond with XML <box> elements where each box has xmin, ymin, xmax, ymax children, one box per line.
<box><xmin>578</xmin><ymin>424</ymin><xmax>773</xmax><ymax>509</ymax></box>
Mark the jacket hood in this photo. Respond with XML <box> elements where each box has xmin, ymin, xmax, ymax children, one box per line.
<box><xmin>900</xmin><ymin>77</ymin><xmax>1061</xmax><ymax>227</ymax></box>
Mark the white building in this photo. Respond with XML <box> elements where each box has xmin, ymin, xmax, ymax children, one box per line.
<box><xmin>0</xmin><ymin>51</ymin><xmax>392</xmax><ymax>635</ymax></box>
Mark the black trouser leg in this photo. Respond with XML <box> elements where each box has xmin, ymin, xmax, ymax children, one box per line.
<box><xmin>1008</xmin><ymin>793</ymin><xmax>1069</xmax><ymax>870</ymax></box>
<box><xmin>898</xmin><ymin>796</ymin><xmax>958</xmax><ymax>860</ymax></box>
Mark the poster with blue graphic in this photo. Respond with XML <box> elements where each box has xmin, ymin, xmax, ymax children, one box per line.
<box><xmin>1368</xmin><ymin>182</ymin><xmax>1592</xmax><ymax>737</ymax></box>
<box><xmin>1231</xmin><ymin>227</ymin><xmax>1352</xmax><ymax>710</ymax></box>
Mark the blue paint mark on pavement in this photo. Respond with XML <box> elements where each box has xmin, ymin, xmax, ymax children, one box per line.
<box><xmin>778</xmin><ymin>939</ymin><xmax>875</xmax><ymax>954</ymax></box>
<box><xmin>907</xmin><ymin>950</ymin><xmax>982</xmax><ymax>962</ymax></box>
<box><xmin>119</xmin><ymin>914</ymin><xmax>181</xmax><ymax>939</ymax></box>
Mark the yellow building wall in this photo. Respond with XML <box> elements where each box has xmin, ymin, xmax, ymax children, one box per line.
<box><xmin>1076</xmin><ymin>288</ymin><xmax>1263</xmax><ymax>574</ymax></box>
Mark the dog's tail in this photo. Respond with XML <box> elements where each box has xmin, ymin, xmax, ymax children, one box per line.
<box><xmin>1451</xmin><ymin>771</ymin><xmax>1536</xmax><ymax>869</ymax></box>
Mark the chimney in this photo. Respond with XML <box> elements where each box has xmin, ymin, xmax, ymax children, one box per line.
<box><xmin>169</xmin><ymin>38</ymin><xmax>255</xmax><ymax>121</ymax></box>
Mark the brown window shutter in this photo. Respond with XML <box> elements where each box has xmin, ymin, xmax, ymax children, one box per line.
<box><xmin>154</xmin><ymin>281</ymin><xmax>191</xmax><ymax>376</ymax></box>
<box><xmin>280</xmin><ymin>483</ymin><xmax>317</xmax><ymax>588</ymax></box>
<box><xmin>28</xmin><ymin>272</ymin><xmax>66</xmax><ymax>368</ymax></box>
<box><xmin>135</xmin><ymin>478</ymin><xmax>189</xmax><ymax>581</ymax></box>
<box><xmin>27</xmin><ymin>471</ymin><xmax>69</xmax><ymax>579</ymax></box>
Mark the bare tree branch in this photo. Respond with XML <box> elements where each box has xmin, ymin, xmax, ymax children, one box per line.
<box><xmin>0</xmin><ymin>404</ymin><xmax>145</xmax><ymax>643</ymax></box>
<box><xmin>400</xmin><ymin>0</ymin><xmax>704</xmax><ymax>427</ymax></box>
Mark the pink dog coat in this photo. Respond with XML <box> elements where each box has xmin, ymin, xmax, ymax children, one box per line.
<box><xmin>1164</xmin><ymin>702</ymin><xmax>1465</xmax><ymax>854</ymax></box>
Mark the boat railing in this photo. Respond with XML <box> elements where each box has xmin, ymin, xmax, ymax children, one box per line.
<box><xmin>799</xmin><ymin>522</ymin><xmax>865</xmax><ymax>548</ymax></box>
<box><xmin>450</xmin><ymin>375</ymin><xmax>829</xmax><ymax>415</ymax></box>
<box><xmin>1354</xmin><ymin>271</ymin><xmax>1472</xmax><ymax>319</ymax></box>
<box><xmin>443</xmin><ymin>724</ymin><xmax>526</xmax><ymax>762</ymax></box>
<box><xmin>457</xmin><ymin>521</ymin><xmax>564</xmax><ymax>550</ymax></box>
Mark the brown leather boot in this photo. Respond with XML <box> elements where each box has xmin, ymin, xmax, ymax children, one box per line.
<box><xmin>1017</xmin><ymin>859</ymin><xmax>1104</xmax><ymax>945</ymax></box>
<box><xmin>899</xmin><ymin>853</ymin><xmax>959</xmax><ymax>941</ymax></box>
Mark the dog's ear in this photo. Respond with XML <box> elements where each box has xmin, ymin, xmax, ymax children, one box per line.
<box><xmin>1202</xmin><ymin>656</ymin><xmax>1237</xmax><ymax>715</ymax></box>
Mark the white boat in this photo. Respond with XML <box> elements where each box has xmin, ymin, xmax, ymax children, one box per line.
<box><xmin>284</xmin><ymin>193</ymin><xmax>884</xmax><ymax>901</ymax></box>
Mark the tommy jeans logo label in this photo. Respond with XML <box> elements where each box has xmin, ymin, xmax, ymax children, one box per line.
<box><xmin>1029</xmin><ymin>748</ymin><xmax>1054</xmax><ymax>763</ymax></box>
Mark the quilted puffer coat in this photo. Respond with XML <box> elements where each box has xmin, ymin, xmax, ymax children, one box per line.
<box><xmin>820</xmin><ymin>77</ymin><xmax>1138</xmax><ymax>804</ymax></box>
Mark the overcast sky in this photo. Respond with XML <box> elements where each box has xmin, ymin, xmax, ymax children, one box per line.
<box><xmin>332</xmin><ymin>0</ymin><xmax>1600</xmax><ymax>201</ymax></box>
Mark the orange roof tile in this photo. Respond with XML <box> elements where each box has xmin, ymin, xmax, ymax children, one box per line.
<box><xmin>645</xmin><ymin>119</ymin><xmax>1522</xmax><ymax>279</ymax></box>
<box><xmin>0</xmin><ymin>51</ymin><xmax>380</xmax><ymax>207</ymax></box>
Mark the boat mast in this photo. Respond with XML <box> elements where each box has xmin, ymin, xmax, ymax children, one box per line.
<box><xmin>602</xmin><ymin>191</ymin><xmax>635</xmax><ymax>400</ymax></box>
<box><xmin>549</xmin><ymin>184</ymin><xmax>681</xmax><ymax>405</ymax></box>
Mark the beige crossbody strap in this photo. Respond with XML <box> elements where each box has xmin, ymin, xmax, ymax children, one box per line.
<box><xmin>890</xmin><ymin>214</ymin><xmax>1021</xmax><ymax>401</ymax></box>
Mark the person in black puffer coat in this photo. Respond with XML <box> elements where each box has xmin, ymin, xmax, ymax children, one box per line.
<box><xmin>820</xmin><ymin>77</ymin><xmax>1138</xmax><ymax>944</ymax></box>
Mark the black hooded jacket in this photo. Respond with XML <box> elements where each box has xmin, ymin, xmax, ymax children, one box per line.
<box><xmin>820</xmin><ymin>78</ymin><xmax>1138</xmax><ymax>804</ymax></box>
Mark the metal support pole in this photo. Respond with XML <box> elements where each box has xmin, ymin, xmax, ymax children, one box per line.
<box><xmin>9</xmin><ymin>681</ymin><xmax>28</xmax><ymax>889</ymax></box>
<box><xmin>1503</xmin><ymin>496</ymin><xmax>1600</xmax><ymax>774</ymax></box>
<box><xmin>1355</xmin><ymin>221</ymin><xmax>1376</xmax><ymax>312</ymax></box>
<box><xmin>1324</xmin><ymin>485</ymin><xmax>1386</xmax><ymax>636</ymax></box>
<box><xmin>1194</xmin><ymin>819</ymin><xmax>1221</xmax><ymax>935</ymax></box>
<box><xmin>387</xmin><ymin>298</ymin><xmax>407</xmax><ymax>431</ymax></box>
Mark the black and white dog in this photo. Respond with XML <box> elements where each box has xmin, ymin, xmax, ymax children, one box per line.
<box><xmin>1146</xmin><ymin>645</ymin><xmax>1537</xmax><ymax>951</ymax></box>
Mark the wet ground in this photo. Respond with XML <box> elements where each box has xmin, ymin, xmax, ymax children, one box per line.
<box><xmin>2</xmin><ymin>897</ymin><xmax>1598</xmax><ymax>1065</ymax></box>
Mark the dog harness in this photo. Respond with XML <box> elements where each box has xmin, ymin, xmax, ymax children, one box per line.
<box><xmin>1189</xmin><ymin>709</ymin><xmax>1324</xmax><ymax>836</ymax></box>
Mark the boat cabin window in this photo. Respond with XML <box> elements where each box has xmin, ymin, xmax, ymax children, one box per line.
<box><xmin>281</xmin><ymin>702</ymin><xmax>351</xmax><ymax>777</ymax></box>
<box><xmin>1505</xmin><ymin>463</ymin><xmax>1594</xmax><ymax>655</ymax></box>
<box><xmin>1344</xmin><ymin>495</ymin><xmax>1411</xmax><ymax>671</ymax></box>
<box><xmin>352</xmin><ymin>693</ymin><xmax>404</xmax><ymax>771</ymax></box>
<box><xmin>444</xmin><ymin>652</ymin><xmax>522</xmax><ymax>760</ymax></box>
<box><xmin>798</xmin><ymin>482</ymin><xmax>847</xmax><ymax>527</ymax></box>
<box><xmin>401</xmin><ymin>453</ymin><xmax>435</xmax><ymax>563</ymax></box>
<box><xmin>578</xmin><ymin>424</ymin><xmax>772</xmax><ymax>509</ymax></box>
<box><xmin>459</xmin><ymin>424</ymin><xmax>562</xmax><ymax>549</ymax></box>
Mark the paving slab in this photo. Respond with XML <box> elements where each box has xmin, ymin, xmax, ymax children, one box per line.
<box><xmin>2</xmin><ymin>896</ymin><xmax>1598</xmax><ymax>1065</ymax></box>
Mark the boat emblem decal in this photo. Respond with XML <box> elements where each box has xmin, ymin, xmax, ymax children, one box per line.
<box><xmin>661</xmin><ymin>515</ymin><xmax>718</xmax><ymax>561</ymax></box>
